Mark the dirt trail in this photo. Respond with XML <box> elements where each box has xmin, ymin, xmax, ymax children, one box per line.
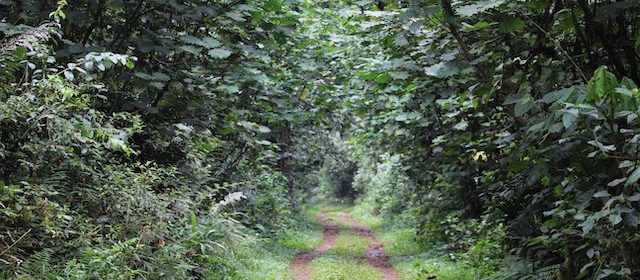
<box><xmin>289</xmin><ymin>213</ymin><xmax>339</xmax><ymax>280</ymax></box>
<box><xmin>339</xmin><ymin>212</ymin><xmax>402</xmax><ymax>280</ymax></box>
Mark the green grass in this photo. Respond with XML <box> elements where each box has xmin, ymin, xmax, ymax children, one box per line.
<box><xmin>235</xmin><ymin>209</ymin><xmax>324</xmax><ymax>280</ymax></box>
<box><xmin>350</xmin><ymin>203</ymin><xmax>476</xmax><ymax>280</ymax></box>
<box><xmin>308</xmin><ymin>215</ymin><xmax>379</xmax><ymax>280</ymax></box>
<box><xmin>309</xmin><ymin>254</ymin><xmax>380</xmax><ymax>280</ymax></box>
<box><xmin>302</xmin><ymin>204</ymin><xmax>381</xmax><ymax>279</ymax></box>
<box><xmin>330</xmin><ymin>230</ymin><xmax>369</xmax><ymax>256</ymax></box>
<box><xmin>236</xmin><ymin>203</ymin><xmax>477</xmax><ymax>280</ymax></box>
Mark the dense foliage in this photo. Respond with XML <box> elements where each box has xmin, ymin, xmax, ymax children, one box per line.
<box><xmin>2</xmin><ymin>0</ymin><xmax>640</xmax><ymax>279</ymax></box>
<box><xmin>330</xmin><ymin>1</ymin><xmax>640</xmax><ymax>279</ymax></box>
<box><xmin>0</xmin><ymin>0</ymin><xmax>313</xmax><ymax>278</ymax></box>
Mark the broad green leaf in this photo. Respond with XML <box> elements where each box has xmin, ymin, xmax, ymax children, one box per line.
<box><xmin>424</xmin><ymin>62</ymin><xmax>459</xmax><ymax>78</ymax></box>
<box><xmin>542</xmin><ymin>87</ymin><xmax>575</xmax><ymax>104</ymax></box>
<box><xmin>586</xmin><ymin>248</ymin><xmax>595</xmax><ymax>259</ymax></box>
<box><xmin>587</xmin><ymin>66</ymin><xmax>618</xmax><ymax>102</ymax></box>
<box><xmin>225</xmin><ymin>11</ymin><xmax>245</xmax><ymax>21</ymax></box>
<box><xmin>528</xmin><ymin>121</ymin><xmax>545</xmax><ymax>133</ymax></box>
<box><xmin>581</xmin><ymin>219</ymin><xmax>596</xmax><ymax>235</ymax></box>
<box><xmin>217</xmin><ymin>85</ymin><xmax>240</xmax><ymax>93</ymax></box>
<box><xmin>562</xmin><ymin>108</ymin><xmax>578</xmax><ymax>129</ymax></box>
<box><xmin>264</xmin><ymin>0</ymin><xmax>283</xmax><ymax>11</ymax></box>
<box><xmin>543</xmin><ymin>218</ymin><xmax>557</xmax><ymax>228</ymax></box>
<box><xmin>180</xmin><ymin>45</ymin><xmax>202</xmax><ymax>55</ymax></box>
<box><xmin>514</xmin><ymin>97</ymin><xmax>533</xmax><ymax>117</ymax></box>
<box><xmin>626</xmin><ymin>167</ymin><xmax>640</xmax><ymax>186</ymax></box>
<box><xmin>453</xmin><ymin>120</ymin><xmax>468</xmax><ymax>130</ymax></box>
<box><xmin>505</xmin><ymin>94</ymin><xmax>534</xmax><ymax>117</ymax></box>
<box><xmin>456</xmin><ymin>0</ymin><xmax>506</xmax><ymax>17</ymax></box>
<box><xmin>208</xmin><ymin>48</ymin><xmax>232</xmax><ymax>59</ymax></box>
<box><xmin>607</xmin><ymin>177</ymin><xmax>627</xmax><ymax>187</ymax></box>
<box><xmin>609</xmin><ymin>213</ymin><xmax>622</xmax><ymax>225</ymax></box>
<box><xmin>499</xmin><ymin>17</ymin><xmax>525</xmax><ymax>33</ymax></box>
<box><xmin>628</xmin><ymin>193</ymin><xmax>640</xmax><ymax>201</ymax></box>
<box><xmin>462</xmin><ymin>21</ymin><xmax>496</xmax><ymax>32</ymax></box>
<box><xmin>593</xmin><ymin>190</ymin><xmax>611</xmax><ymax>198</ymax></box>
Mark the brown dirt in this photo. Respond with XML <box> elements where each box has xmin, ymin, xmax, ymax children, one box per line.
<box><xmin>339</xmin><ymin>212</ymin><xmax>402</xmax><ymax>280</ymax></box>
<box><xmin>289</xmin><ymin>213</ymin><xmax>339</xmax><ymax>280</ymax></box>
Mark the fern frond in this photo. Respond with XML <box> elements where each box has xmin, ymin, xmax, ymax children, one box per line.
<box><xmin>16</xmin><ymin>248</ymin><xmax>54</xmax><ymax>278</ymax></box>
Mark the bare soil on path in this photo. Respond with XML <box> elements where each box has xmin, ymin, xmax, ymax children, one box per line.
<box><xmin>289</xmin><ymin>213</ymin><xmax>339</xmax><ymax>280</ymax></box>
<box><xmin>339</xmin><ymin>212</ymin><xmax>402</xmax><ymax>280</ymax></box>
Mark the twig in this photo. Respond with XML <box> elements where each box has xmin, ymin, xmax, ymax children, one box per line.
<box><xmin>0</xmin><ymin>228</ymin><xmax>31</xmax><ymax>257</ymax></box>
<box><xmin>521</xmin><ymin>13</ymin><xmax>588</xmax><ymax>83</ymax></box>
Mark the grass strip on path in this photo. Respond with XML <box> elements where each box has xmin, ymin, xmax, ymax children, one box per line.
<box><xmin>290</xmin><ymin>213</ymin><xmax>340</xmax><ymax>280</ymax></box>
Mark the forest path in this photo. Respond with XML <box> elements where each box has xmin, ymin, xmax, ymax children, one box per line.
<box><xmin>338</xmin><ymin>212</ymin><xmax>401</xmax><ymax>280</ymax></box>
<box><xmin>289</xmin><ymin>212</ymin><xmax>340</xmax><ymax>279</ymax></box>
<box><xmin>289</xmin><ymin>208</ymin><xmax>401</xmax><ymax>280</ymax></box>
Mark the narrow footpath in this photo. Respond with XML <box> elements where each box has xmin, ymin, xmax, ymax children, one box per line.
<box><xmin>339</xmin><ymin>212</ymin><xmax>401</xmax><ymax>280</ymax></box>
<box><xmin>289</xmin><ymin>213</ymin><xmax>340</xmax><ymax>279</ymax></box>
<box><xmin>290</xmin><ymin>210</ymin><xmax>401</xmax><ymax>280</ymax></box>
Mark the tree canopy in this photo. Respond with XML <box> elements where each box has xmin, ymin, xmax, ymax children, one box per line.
<box><xmin>2</xmin><ymin>0</ymin><xmax>640</xmax><ymax>279</ymax></box>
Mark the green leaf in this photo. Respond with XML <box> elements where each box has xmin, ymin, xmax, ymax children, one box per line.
<box><xmin>528</xmin><ymin>121</ymin><xmax>545</xmax><ymax>133</ymax></box>
<box><xmin>180</xmin><ymin>45</ymin><xmax>202</xmax><ymax>55</ymax></box>
<box><xmin>264</xmin><ymin>0</ymin><xmax>283</xmax><ymax>11</ymax></box>
<box><xmin>256</xmin><ymin>125</ymin><xmax>271</xmax><ymax>133</ymax></box>
<box><xmin>514</xmin><ymin>98</ymin><xmax>533</xmax><ymax>117</ymax></box>
<box><xmin>191</xmin><ymin>212</ymin><xmax>197</xmax><ymax>233</ymax></box>
<box><xmin>626</xmin><ymin>167</ymin><xmax>640</xmax><ymax>186</ymax></box>
<box><xmin>424</xmin><ymin>62</ymin><xmax>459</xmax><ymax>78</ymax></box>
<box><xmin>581</xmin><ymin>219</ymin><xmax>595</xmax><ymax>235</ymax></box>
<box><xmin>456</xmin><ymin>0</ymin><xmax>506</xmax><ymax>17</ymax></box>
<box><xmin>593</xmin><ymin>190</ymin><xmax>611</xmax><ymax>198</ymax></box>
<box><xmin>394</xmin><ymin>33</ymin><xmax>409</xmax><ymax>46</ymax></box>
<box><xmin>125</xmin><ymin>60</ymin><xmax>135</xmax><ymax>69</ymax></box>
<box><xmin>543</xmin><ymin>218</ymin><xmax>558</xmax><ymax>228</ymax></box>
<box><xmin>620</xmin><ymin>77</ymin><xmax>637</xmax><ymax>89</ymax></box>
<box><xmin>217</xmin><ymin>85</ymin><xmax>240</xmax><ymax>93</ymax></box>
<box><xmin>238</xmin><ymin>121</ymin><xmax>271</xmax><ymax>133</ymax></box>
<box><xmin>628</xmin><ymin>193</ymin><xmax>640</xmax><ymax>202</ymax></box>
<box><xmin>609</xmin><ymin>213</ymin><xmax>622</xmax><ymax>226</ymax></box>
<box><xmin>208</xmin><ymin>48</ymin><xmax>232</xmax><ymax>59</ymax></box>
<box><xmin>586</xmin><ymin>249</ymin><xmax>595</xmax><ymax>259</ymax></box>
<box><xmin>505</xmin><ymin>94</ymin><xmax>534</xmax><ymax>117</ymax></box>
<box><xmin>462</xmin><ymin>21</ymin><xmax>497</xmax><ymax>32</ymax></box>
<box><xmin>182</xmin><ymin>36</ymin><xmax>222</xmax><ymax>49</ymax></box>
<box><xmin>607</xmin><ymin>178</ymin><xmax>627</xmax><ymax>187</ymax></box>
<box><xmin>453</xmin><ymin>120</ymin><xmax>468</xmax><ymax>130</ymax></box>
<box><xmin>587</xmin><ymin>66</ymin><xmax>618</xmax><ymax>102</ymax></box>
<box><xmin>542</xmin><ymin>87</ymin><xmax>575</xmax><ymax>104</ymax></box>
<box><xmin>63</xmin><ymin>70</ymin><xmax>74</xmax><ymax>81</ymax></box>
<box><xmin>226</xmin><ymin>11</ymin><xmax>245</xmax><ymax>21</ymax></box>
<box><xmin>562</xmin><ymin>108</ymin><xmax>578</xmax><ymax>129</ymax></box>
<box><xmin>499</xmin><ymin>17</ymin><xmax>525</xmax><ymax>33</ymax></box>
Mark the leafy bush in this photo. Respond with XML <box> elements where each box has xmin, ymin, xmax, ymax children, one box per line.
<box><xmin>0</xmin><ymin>6</ymin><xmax>305</xmax><ymax>276</ymax></box>
<box><xmin>352</xmin><ymin>153</ymin><xmax>414</xmax><ymax>217</ymax></box>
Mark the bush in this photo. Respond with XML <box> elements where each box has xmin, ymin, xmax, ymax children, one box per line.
<box><xmin>353</xmin><ymin>153</ymin><xmax>414</xmax><ymax>217</ymax></box>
